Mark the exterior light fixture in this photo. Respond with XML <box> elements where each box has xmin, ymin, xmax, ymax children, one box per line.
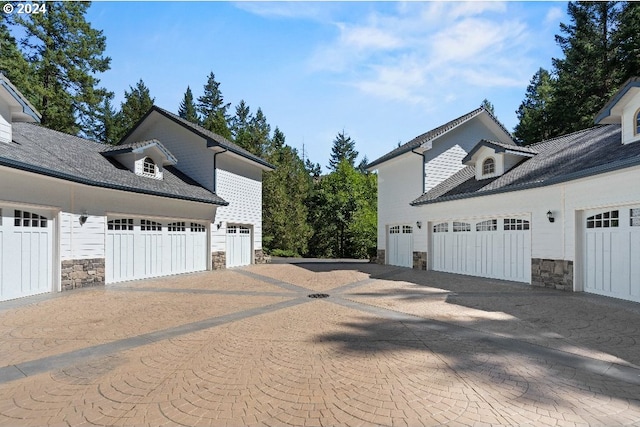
<box><xmin>416</xmin><ymin>220</ymin><xmax>422</xmax><ymax>229</ymax></box>
<box><xmin>216</xmin><ymin>221</ymin><xmax>223</xmax><ymax>229</ymax></box>
<box><xmin>79</xmin><ymin>211</ymin><xmax>88</xmax><ymax>226</ymax></box>
<box><xmin>547</xmin><ymin>210</ymin><xmax>555</xmax><ymax>223</ymax></box>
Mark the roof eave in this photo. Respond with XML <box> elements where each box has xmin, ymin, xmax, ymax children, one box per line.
<box><xmin>594</xmin><ymin>77</ymin><xmax>640</xmax><ymax>124</ymax></box>
<box><xmin>0</xmin><ymin>74</ymin><xmax>41</xmax><ymax>123</ymax></box>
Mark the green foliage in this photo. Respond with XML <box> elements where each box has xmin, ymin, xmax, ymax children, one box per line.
<box><xmin>92</xmin><ymin>96</ymin><xmax>120</xmax><ymax>144</ymax></box>
<box><xmin>116</xmin><ymin>79</ymin><xmax>154</xmax><ymax>141</ymax></box>
<box><xmin>0</xmin><ymin>19</ymin><xmax>37</xmax><ymax>106</ymax></box>
<box><xmin>328</xmin><ymin>130</ymin><xmax>358</xmax><ymax>171</ymax></box>
<box><xmin>615</xmin><ymin>2</ymin><xmax>640</xmax><ymax>83</ymax></box>
<box><xmin>514</xmin><ymin>68</ymin><xmax>555</xmax><ymax>145</ymax></box>
<box><xmin>480</xmin><ymin>99</ymin><xmax>495</xmax><ymax>116</ymax></box>
<box><xmin>13</xmin><ymin>1</ymin><xmax>111</xmax><ymax>136</ymax></box>
<box><xmin>198</xmin><ymin>72</ymin><xmax>231</xmax><ymax>139</ymax></box>
<box><xmin>178</xmin><ymin>86</ymin><xmax>199</xmax><ymax>124</ymax></box>
<box><xmin>307</xmin><ymin>159</ymin><xmax>377</xmax><ymax>259</ymax></box>
<box><xmin>268</xmin><ymin>249</ymin><xmax>299</xmax><ymax>258</ymax></box>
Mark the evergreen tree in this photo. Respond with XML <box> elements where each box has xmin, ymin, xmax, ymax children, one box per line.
<box><xmin>117</xmin><ymin>79</ymin><xmax>154</xmax><ymax>140</ymax></box>
<box><xmin>14</xmin><ymin>2</ymin><xmax>111</xmax><ymax>135</ymax></box>
<box><xmin>197</xmin><ymin>72</ymin><xmax>231</xmax><ymax>139</ymax></box>
<box><xmin>305</xmin><ymin>159</ymin><xmax>322</xmax><ymax>178</ymax></box>
<box><xmin>230</xmin><ymin>100</ymin><xmax>252</xmax><ymax>148</ymax></box>
<box><xmin>481</xmin><ymin>99</ymin><xmax>495</xmax><ymax>116</ymax></box>
<box><xmin>615</xmin><ymin>2</ymin><xmax>640</xmax><ymax>83</ymax></box>
<box><xmin>92</xmin><ymin>96</ymin><xmax>120</xmax><ymax>145</ymax></box>
<box><xmin>550</xmin><ymin>1</ymin><xmax>622</xmax><ymax>134</ymax></box>
<box><xmin>248</xmin><ymin>107</ymin><xmax>271</xmax><ymax>157</ymax></box>
<box><xmin>0</xmin><ymin>19</ymin><xmax>37</xmax><ymax>105</ymax></box>
<box><xmin>328</xmin><ymin>130</ymin><xmax>358</xmax><ymax>171</ymax></box>
<box><xmin>178</xmin><ymin>86</ymin><xmax>199</xmax><ymax>124</ymax></box>
<box><xmin>514</xmin><ymin>68</ymin><xmax>556</xmax><ymax>145</ymax></box>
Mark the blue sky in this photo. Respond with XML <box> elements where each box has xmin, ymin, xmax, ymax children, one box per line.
<box><xmin>86</xmin><ymin>1</ymin><xmax>567</xmax><ymax>171</ymax></box>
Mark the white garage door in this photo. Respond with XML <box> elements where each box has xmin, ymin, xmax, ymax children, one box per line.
<box><xmin>0</xmin><ymin>207</ymin><xmax>53</xmax><ymax>301</ymax></box>
<box><xmin>431</xmin><ymin>217</ymin><xmax>531</xmax><ymax>283</ymax></box>
<box><xmin>106</xmin><ymin>218</ymin><xmax>208</xmax><ymax>283</ymax></box>
<box><xmin>584</xmin><ymin>207</ymin><xmax>640</xmax><ymax>303</ymax></box>
<box><xmin>388</xmin><ymin>225</ymin><xmax>413</xmax><ymax>268</ymax></box>
<box><xmin>226</xmin><ymin>225</ymin><xmax>252</xmax><ymax>268</ymax></box>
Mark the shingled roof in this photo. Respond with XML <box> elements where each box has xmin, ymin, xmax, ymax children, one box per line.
<box><xmin>366</xmin><ymin>106</ymin><xmax>513</xmax><ymax>169</ymax></box>
<box><xmin>2</xmin><ymin>122</ymin><xmax>228</xmax><ymax>205</ymax></box>
<box><xmin>411</xmin><ymin>124</ymin><xmax>640</xmax><ymax>206</ymax></box>
<box><xmin>123</xmin><ymin>106</ymin><xmax>275</xmax><ymax>171</ymax></box>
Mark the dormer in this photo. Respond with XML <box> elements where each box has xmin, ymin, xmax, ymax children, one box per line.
<box><xmin>595</xmin><ymin>77</ymin><xmax>640</xmax><ymax>145</ymax></box>
<box><xmin>102</xmin><ymin>139</ymin><xmax>177</xmax><ymax>180</ymax></box>
<box><xmin>463</xmin><ymin>140</ymin><xmax>537</xmax><ymax>181</ymax></box>
<box><xmin>0</xmin><ymin>74</ymin><xmax>41</xmax><ymax>144</ymax></box>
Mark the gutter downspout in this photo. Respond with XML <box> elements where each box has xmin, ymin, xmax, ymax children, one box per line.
<box><xmin>213</xmin><ymin>146</ymin><xmax>228</xmax><ymax>194</ymax></box>
<box><xmin>411</xmin><ymin>148</ymin><xmax>427</xmax><ymax>194</ymax></box>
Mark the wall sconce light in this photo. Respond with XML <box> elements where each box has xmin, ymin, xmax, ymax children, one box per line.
<box><xmin>416</xmin><ymin>220</ymin><xmax>422</xmax><ymax>229</ymax></box>
<box><xmin>216</xmin><ymin>221</ymin><xmax>223</xmax><ymax>230</ymax></box>
<box><xmin>79</xmin><ymin>212</ymin><xmax>88</xmax><ymax>226</ymax></box>
<box><xmin>546</xmin><ymin>210</ymin><xmax>555</xmax><ymax>223</ymax></box>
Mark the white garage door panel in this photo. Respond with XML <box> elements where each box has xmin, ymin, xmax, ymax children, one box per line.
<box><xmin>387</xmin><ymin>225</ymin><xmax>413</xmax><ymax>268</ymax></box>
<box><xmin>0</xmin><ymin>208</ymin><xmax>53</xmax><ymax>301</ymax></box>
<box><xmin>432</xmin><ymin>217</ymin><xmax>531</xmax><ymax>283</ymax></box>
<box><xmin>106</xmin><ymin>219</ymin><xmax>207</xmax><ymax>284</ymax></box>
<box><xmin>584</xmin><ymin>207</ymin><xmax>640</xmax><ymax>302</ymax></box>
<box><xmin>226</xmin><ymin>225</ymin><xmax>252</xmax><ymax>268</ymax></box>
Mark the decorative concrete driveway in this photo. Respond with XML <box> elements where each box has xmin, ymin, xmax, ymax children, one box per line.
<box><xmin>1</xmin><ymin>261</ymin><xmax>640</xmax><ymax>426</ymax></box>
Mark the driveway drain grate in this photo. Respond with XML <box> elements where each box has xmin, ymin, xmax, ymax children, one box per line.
<box><xmin>308</xmin><ymin>293</ymin><xmax>329</xmax><ymax>299</ymax></box>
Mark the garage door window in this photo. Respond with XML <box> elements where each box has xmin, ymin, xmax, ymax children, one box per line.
<box><xmin>504</xmin><ymin>218</ymin><xmax>530</xmax><ymax>230</ymax></box>
<box><xmin>476</xmin><ymin>219</ymin><xmax>497</xmax><ymax>231</ymax></box>
<box><xmin>141</xmin><ymin>219</ymin><xmax>161</xmax><ymax>231</ymax></box>
<box><xmin>630</xmin><ymin>209</ymin><xmax>640</xmax><ymax>226</ymax></box>
<box><xmin>14</xmin><ymin>210</ymin><xmax>47</xmax><ymax>228</ymax></box>
<box><xmin>453</xmin><ymin>221</ymin><xmax>471</xmax><ymax>232</ymax></box>
<box><xmin>191</xmin><ymin>222</ymin><xmax>205</xmax><ymax>232</ymax></box>
<box><xmin>586</xmin><ymin>210</ymin><xmax>619</xmax><ymax>228</ymax></box>
<box><xmin>168</xmin><ymin>221</ymin><xmax>186</xmax><ymax>232</ymax></box>
<box><xmin>402</xmin><ymin>225</ymin><xmax>413</xmax><ymax>234</ymax></box>
<box><xmin>239</xmin><ymin>227</ymin><xmax>250</xmax><ymax>234</ymax></box>
<box><xmin>389</xmin><ymin>226</ymin><xmax>400</xmax><ymax>234</ymax></box>
<box><xmin>108</xmin><ymin>218</ymin><xmax>134</xmax><ymax>230</ymax></box>
<box><xmin>433</xmin><ymin>222</ymin><xmax>448</xmax><ymax>233</ymax></box>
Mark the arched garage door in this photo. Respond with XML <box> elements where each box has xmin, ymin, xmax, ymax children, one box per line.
<box><xmin>431</xmin><ymin>216</ymin><xmax>531</xmax><ymax>283</ymax></box>
<box><xmin>106</xmin><ymin>217</ymin><xmax>208</xmax><ymax>283</ymax></box>
<box><xmin>0</xmin><ymin>207</ymin><xmax>53</xmax><ymax>301</ymax></box>
<box><xmin>584</xmin><ymin>207</ymin><xmax>640</xmax><ymax>303</ymax></box>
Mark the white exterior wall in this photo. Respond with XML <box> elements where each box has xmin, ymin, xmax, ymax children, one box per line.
<box><xmin>416</xmin><ymin>165</ymin><xmax>640</xmax><ymax>289</ymax></box>
<box><xmin>377</xmin><ymin>154</ymin><xmax>425</xmax><ymax>252</ymax></box>
<box><xmin>0</xmin><ymin>166</ymin><xmax>217</xmax><ymax>264</ymax></box>
<box><xmin>123</xmin><ymin>115</ymin><xmax>215</xmax><ymax>191</ymax></box>
<box><xmin>0</xmin><ymin>103</ymin><xmax>10</xmax><ymax>144</ymax></box>
<box><xmin>212</xmin><ymin>155</ymin><xmax>263</xmax><ymax>253</ymax></box>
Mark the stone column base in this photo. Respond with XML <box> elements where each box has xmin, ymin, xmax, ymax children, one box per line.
<box><xmin>413</xmin><ymin>251</ymin><xmax>427</xmax><ymax>270</ymax></box>
<box><xmin>532</xmin><ymin>258</ymin><xmax>573</xmax><ymax>291</ymax></box>
<box><xmin>376</xmin><ymin>249</ymin><xmax>385</xmax><ymax>265</ymax></box>
<box><xmin>212</xmin><ymin>251</ymin><xmax>226</xmax><ymax>270</ymax></box>
<box><xmin>255</xmin><ymin>249</ymin><xmax>270</xmax><ymax>264</ymax></box>
<box><xmin>61</xmin><ymin>258</ymin><xmax>105</xmax><ymax>290</ymax></box>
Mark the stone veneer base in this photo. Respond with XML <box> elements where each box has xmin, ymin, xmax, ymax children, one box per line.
<box><xmin>413</xmin><ymin>251</ymin><xmax>427</xmax><ymax>270</ymax></box>
<box><xmin>212</xmin><ymin>251</ymin><xmax>226</xmax><ymax>270</ymax></box>
<box><xmin>376</xmin><ymin>249</ymin><xmax>386</xmax><ymax>265</ymax></box>
<box><xmin>531</xmin><ymin>258</ymin><xmax>573</xmax><ymax>291</ymax></box>
<box><xmin>61</xmin><ymin>258</ymin><xmax>105</xmax><ymax>291</ymax></box>
<box><xmin>254</xmin><ymin>249</ymin><xmax>269</xmax><ymax>264</ymax></box>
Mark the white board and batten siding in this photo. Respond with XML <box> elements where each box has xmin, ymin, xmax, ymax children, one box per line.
<box><xmin>431</xmin><ymin>216</ymin><xmax>531</xmax><ymax>283</ymax></box>
<box><xmin>0</xmin><ymin>205</ymin><xmax>53</xmax><ymax>301</ymax></box>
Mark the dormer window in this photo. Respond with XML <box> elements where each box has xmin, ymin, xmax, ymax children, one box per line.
<box><xmin>142</xmin><ymin>157</ymin><xmax>156</xmax><ymax>175</ymax></box>
<box><xmin>482</xmin><ymin>158</ymin><xmax>495</xmax><ymax>176</ymax></box>
<box><xmin>635</xmin><ymin>108</ymin><xmax>640</xmax><ymax>135</ymax></box>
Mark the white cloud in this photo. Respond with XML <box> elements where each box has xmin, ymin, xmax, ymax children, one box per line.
<box><xmin>308</xmin><ymin>2</ymin><xmax>534</xmax><ymax>106</ymax></box>
<box><xmin>233</xmin><ymin>1</ymin><xmax>332</xmax><ymax>21</ymax></box>
<box><xmin>544</xmin><ymin>6</ymin><xmax>564</xmax><ymax>27</ymax></box>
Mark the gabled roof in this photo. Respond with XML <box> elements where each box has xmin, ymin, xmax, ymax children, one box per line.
<box><xmin>2</xmin><ymin>122</ymin><xmax>228</xmax><ymax>206</ymax></box>
<box><xmin>412</xmin><ymin>124</ymin><xmax>640</xmax><ymax>206</ymax></box>
<box><xmin>366</xmin><ymin>106</ymin><xmax>513</xmax><ymax>169</ymax></box>
<box><xmin>0</xmin><ymin>73</ymin><xmax>40</xmax><ymax>123</ymax></box>
<box><xmin>462</xmin><ymin>139</ymin><xmax>538</xmax><ymax>164</ymax></box>
<box><xmin>121</xmin><ymin>106</ymin><xmax>275</xmax><ymax>171</ymax></box>
<box><xmin>594</xmin><ymin>77</ymin><xmax>640</xmax><ymax>124</ymax></box>
<box><xmin>102</xmin><ymin>139</ymin><xmax>178</xmax><ymax>165</ymax></box>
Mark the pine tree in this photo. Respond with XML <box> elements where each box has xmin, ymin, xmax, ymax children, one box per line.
<box><xmin>514</xmin><ymin>68</ymin><xmax>556</xmax><ymax>145</ymax></box>
<box><xmin>615</xmin><ymin>2</ymin><xmax>640</xmax><ymax>83</ymax></box>
<box><xmin>481</xmin><ymin>99</ymin><xmax>495</xmax><ymax>116</ymax></box>
<box><xmin>328</xmin><ymin>131</ymin><xmax>359</xmax><ymax>171</ymax></box>
<box><xmin>117</xmin><ymin>79</ymin><xmax>154</xmax><ymax>140</ymax></box>
<box><xmin>178</xmin><ymin>86</ymin><xmax>199</xmax><ymax>124</ymax></box>
<box><xmin>92</xmin><ymin>96</ymin><xmax>120</xmax><ymax>145</ymax></box>
<box><xmin>550</xmin><ymin>1</ymin><xmax>622</xmax><ymax>134</ymax></box>
<box><xmin>197</xmin><ymin>72</ymin><xmax>231</xmax><ymax>139</ymax></box>
<box><xmin>14</xmin><ymin>2</ymin><xmax>111</xmax><ymax>135</ymax></box>
<box><xmin>248</xmin><ymin>108</ymin><xmax>271</xmax><ymax>157</ymax></box>
<box><xmin>0</xmin><ymin>19</ymin><xmax>37</xmax><ymax>105</ymax></box>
